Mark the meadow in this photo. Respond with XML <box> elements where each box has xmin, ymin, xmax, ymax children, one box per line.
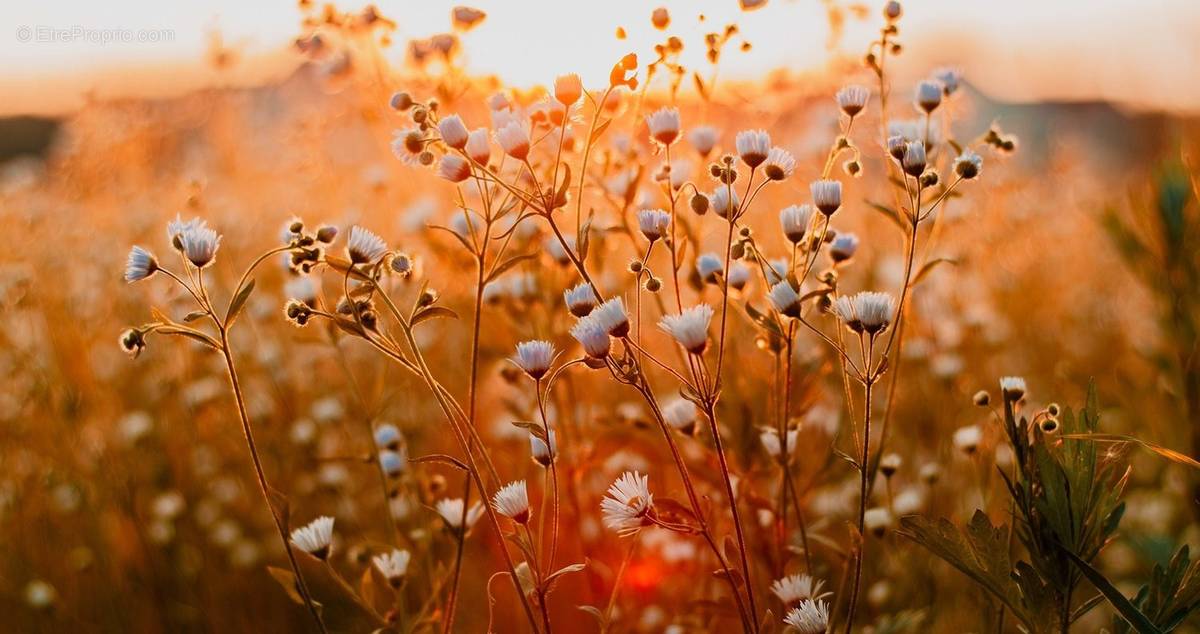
<box><xmin>3</xmin><ymin>1</ymin><xmax>1200</xmax><ymax>632</ymax></box>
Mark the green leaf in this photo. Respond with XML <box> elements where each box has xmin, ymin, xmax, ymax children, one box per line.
<box><xmin>1061</xmin><ymin>547</ymin><xmax>1162</xmax><ymax>634</ymax></box>
<box><xmin>225</xmin><ymin>279</ymin><xmax>255</xmax><ymax>326</ymax></box>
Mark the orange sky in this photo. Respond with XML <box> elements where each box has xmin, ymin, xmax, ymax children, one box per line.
<box><xmin>2</xmin><ymin>0</ymin><xmax>1199</xmax><ymax>115</ymax></box>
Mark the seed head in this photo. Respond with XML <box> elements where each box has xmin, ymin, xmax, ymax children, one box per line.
<box><xmin>954</xmin><ymin>151</ymin><xmax>983</xmax><ymax>180</ymax></box>
<box><xmin>119</xmin><ymin>328</ymin><xmax>146</xmax><ymax>359</ymax></box>
<box><xmin>973</xmin><ymin>390</ymin><xmax>991</xmax><ymax>406</ymax></box>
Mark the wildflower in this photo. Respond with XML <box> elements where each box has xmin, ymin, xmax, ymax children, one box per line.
<box><xmin>920</xmin><ymin>462</ymin><xmax>941</xmax><ymax>484</ymax></box>
<box><xmin>784</xmin><ymin>598</ymin><xmax>831</xmax><ymax>634</ymax></box>
<box><xmin>662</xmin><ymin>398</ymin><xmax>699</xmax><ymax>436</ymax></box>
<box><xmin>810</xmin><ymin>180</ymin><xmax>842</xmax><ymax>216</ymax></box>
<box><xmin>179</xmin><ymin>220</ymin><xmax>221</xmax><ymax>268</ymax></box>
<box><xmin>884</xmin><ymin>0</ymin><xmax>902</xmax><ymax>20</ymax></box>
<box><xmin>696</xmin><ymin>252</ymin><xmax>724</xmax><ymax>284</ymax></box>
<box><xmin>769</xmin><ymin>281</ymin><xmax>802</xmax><ymax>318</ymax></box>
<box><xmin>688</xmin><ymin>125</ymin><xmax>719</xmax><ymax>157</ymax></box>
<box><xmin>564</xmin><ymin>282</ymin><xmax>597</xmax><ymax>317</ymax></box>
<box><xmin>709</xmin><ymin>187</ymin><xmax>741</xmax><ymax>219</ymax></box>
<box><xmin>915</xmin><ymin>80</ymin><xmax>943</xmax><ymax>112</ymax></box>
<box><xmin>592</xmin><ymin>297</ymin><xmax>630</xmax><ymax>337</ymax></box>
<box><xmin>834</xmin><ymin>291</ymin><xmax>895</xmax><ymax>335</ymax></box>
<box><xmin>530</xmin><ymin>429</ymin><xmax>558</xmax><ymax>466</ymax></box>
<box><xmin>836</xmin><ymin>84</ymin><xmax>870</xmax><ymax>117</ymax></box>
<box><xmin>638</xmin><ymin>208</ymin><xmax>671</xmax><ymax>242</ymax></box>
<box><xmin>496</xmin><ymin>121</ymin><xmax>530</xmax><ymax>160</ymax></box>
<box><xmin>373</xmin><ymin>549</ymin><xmax>411</xmax><ymax>587</ymax></box>
<box><xmin>390</xmin><ymin>252</ymin><xmax>416</xmax><ymax>278</ymax></box>
<box><xmin>465</xmin><ymin>128</ymin><xmax>491</xmax><ymax>165</ymax></box>
<box><xmin>735</xmin><ymin>129</ymin><xmax>771</xmax><ymax>168</ymax></box>
<box><xmin>570</xmin><ymin>315</ymin><xmax>611</xmax><ymax>360</ymax></box>
<box><xmin>438</xmin><ymin>114</ymin><xmax>469</xmax><ymax>149</ymax></box>
<box><xmin>954</xmin><ymin>151</ymin><xmax>983</xmax><ymax>180</ymax></box>
<box><xmin>864</xmin><ymin>507</ymin><xmax>894</xmax><ymax>537</ymax></box>
<box><xmin>379</xmin><ymin>449</ymin><xmax>406</xmax><ymax>477</ymax></box>
<box><xmin>829</xmin><ymin>233</ymin><xmax>859</xmax><ymax>263</ymax></box>
<box><xmin>374</xmin><ymin>423</ymin><xmax>402</xmax><ymax>450</ymax></box>
<box><xmin>660</xmin><ymin>305</ymin><xmax>713</xmax><ymax>355</ymax></box>
<box><xmin>646</xmin><ymin>107</ymin><xmax>681</xmax><ymax>146</ymax></box>
<box><xmin>902</xmin><ymin>141</ymin><xmax>926</xmax><ymax>177</ymax></box>
<box><xmin>545</xmin><ymin>235</ymin><xmax>575</xmax><ymax>266</ymax></box>
<box><xmin>391</xmin><ymin>128</ymin><xmax>425</xmax><ymax>163</ymax></box>
<box><xmin>887</xmin><ymin>135</ymin><xmax>907</xmax><ymax>161</ymax></box>
<box><xmin>999</xmin><ymin>376</ymin><xmax>1027</xmax><ymax>401</ymax></box>
<box><xmin>879</xmin><ymin>453</ymin><xmax>902</xmax><ymax>477</ymax></box>
<box><xmin>513</xmin><ymin>340</ymin><xmax>555</xmax><ymax>380</ymax></box>
<box><xmin>601</xmin><ymin>471</ymin><xmax>654</xmax><ymax>536</ymax></box>
<box><xmin>934</xmin><ymin>67</ymin><xmax>961</xmax><ymax>95</ymax></box>
<box><xmin>763</xmin><ymin>147</ymin><xmax>796</xmax><ymax>181</ymax></box>
<box><xmin>347</xmin><ymin>226</ymin><xmax>388</xmax><ymax>264</ymax></box>
<box><xmin>728</xmin><ymin>261</ymin><xmax>752</xmax><ymax>291</ymax></box>
<box><xmin>555</xmin><ymin>73</ymin><xmax>583</xmax><ymax>106</ymax></box>
<box><xmin>973</xmin><ymin>390</ymin><xmax>991</xmax><ymax>406</ymax></box>
<box><xmin>290</xmin><ymin>516</ymin><xmax>335</xmax><ymax>560</ymax></box>
<box><xmin>761</xmin><ymin>428</ymin><xmax>799</xmax><ymax>463</ymax></box>
<box><xmin>124</xmin><ymin>246</ymin><xmax>158</xmax><ymax>282</ymax></box>
<box><xmin>766</xmin><ymin>258</ymin><xmax>789</xmax><ymax>285</ymax></box>
<box><xmin>953</xmin><ymin>425</ymin><xmax>982</xmax><ymax>454</ymax></box>
<box><xmin>771</xmin><ymin>574</ymin><xmax>830</xmax><ymax>606</ymax></box>
<box><xmin>492</xmin><ymin>480</ymin><xmax>531</xmax><ymax>524</ymax></box>
<box><xmin>779</xmin><ymin>204</ymin><xmax>813</xmax><ymax>244</ymax></box>
<box><xmin>285</xmin><ymin>277</ymin><xmax>317</xmax><ymax>306</ymax></box>
<box><xmin>435</xmin><ymin>498</ymin><xmax>484</xmax><ymax>532</ymax></box>
<box><xmin>24</xmin><ymin>580</ymin><xmax>57</xmax><ymax>610</ymax></box>
<box><xmin>437</xmin><ymin>154</ymin><xmax>471</xmax><ymax>182</ymax></box>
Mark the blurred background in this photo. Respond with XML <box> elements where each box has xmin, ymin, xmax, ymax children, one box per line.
<box><xmin>1</xmin><ymin>1</ymin><xmax>1199</xmax><ymax>632</ymax></box>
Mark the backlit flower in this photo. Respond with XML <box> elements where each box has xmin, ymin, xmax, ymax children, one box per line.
<box><xmin>735</xmin><ymin>129</ymin><xmax>771</xmax><ymax>167</ymax></box>
<box><xmin>592</xmin><ymin>297</ymin><xmax>630</xmax><ymax>337</ymax></box>
<box><xmin>638</xmin><ymin>208</ymin><xmax>671</xmax><ymax>242</ymax></box>
<box><xmin>435</xmin><ymin>498</ymin><xmax>484</xmax><ymax>531</ymax></box>
<box><xmin>492</xmin><ymin>480</ymin><xmax>531</xmax><ymax>524</ymax></box>
<box><xmin>763</xmin><ymin>147</ymin><xmax>796</xmax><ymax>181</ymax></box>
<box><xmin>437</xmin><ymin>154</ymin><xmax>471</xmax><ymax>182</ymax></box>
<box><xmin>696</xmin><ymin>252</ymin><xmax>724</xmax><ymax>284</ymax></box>
<box><xmin>290</xmin><ymin>516</ymin><xmax>335</xmax><ymax>560</ymax></box>
<box><xmin>688</xmin><ymin>125</ymin><xmax>719</xmax><ymax>157</ymax></box>
<box><xmin>780</xmin><ymin>204</ymin><xmax>814</xmax><ymax>243</ymax></box>
<box><xmin>769</xmin><ymin>281</ymin><xmax>801</xmax><ymax>318</ymax></box>
<box><xmin>571</xmin><ymin>315</ymin><xmax>611</xmax><ymax>359</ymax></box>
<box><xmin>953</xmin><ymin>425</ymin><xmax>982</xmax><ymax>454</ymax></box>
<box><xmin>660</xmin><ymin>304</ymin><xmax>714</xmax><ymax>354</ymax></box>
<box><xmin>771</xmin><ymin>573</ymin><xmax>830</xmax><ymax>606</ymax></box>
<box><xmin>530</xmin><ymin>429</ymin><xmax>558</xmax><ymax>467</ymax></box>
<box><xmin>555</xmin><ymin>73</ymin><xmax>583</xmax><ymax>106</ymax></box>
<box><xmin>496</xmin><ymin>121</ymin><xmax>530</xmax><ymax>160</ymax></box>
<box><xmin>829</xmin><ymin>233</ymin><xmax>859</xmax><ymax>263</ymax></box>
<box><xmin>836</xmin><ymin>85</ymin><xmax>870</xmax><ymax>117</ymax></box>
<box><xmin>999</xmin><ymin>376</ymin><xmax>1027</xmax><ymax>401</ymax></box>
<box><xmin>513</xmin><ymin>340</ymin><xmax>555</xmax><ymax>380</ymax></box>
<box><xmin>601</xmin><ymin>471</ymin><xmax>654</xmax><ymax>536</ymax></box>
<box><xmin>662</xmin><ymin>398</ymin><xmax>699</xmax><ymax>436</ymax></box>
<box><xmin>709</xmin><ymin>187</ymin><xmax>741</xmax><ymax>219</ymax></box>
<box><xmin>834</xmin><ymin>291</ymin><xmax>895</xmax><ymax>335</ymax></box>
<box><xmin>347</xmin><ymin>226</ymin><xmax>388</xmax><ymax>264</ymax></box>
<box><xmin>179</xmin><ymin>220</ymin><xmax>221</xmax><ymax>268</ymax></box>
<box><xmin>954</xmin><ymin>151</ymin><xmax>983</xmax><ymax>179</ymax></box>
<box><xmin>915</xmin><ymin>80</ymin><xmax>943</xmax><ymax>112</ymax></box>
<box><xmin>564</xmin><ymin>282</ymin><xmax>597</xmax><ymax>317</ymax></box>
<box><xmin>466</xmin><ymin>128</ymin><xmax>491</xmax><ymax>164</ymax></box>
<box><xmin>373</xmin><ymin>549</ymin><xmax>411</xmax><ymax>586</ymax></box>
<box><xmin>902</xmin><ymin>141</ymin><xmax>927</xmax><ymax>177</ymax></box>
<box><xmin>438</xmin><ymin>114</ymin><xmax>469</xmax><ymax>149</ymax></box>
<box><xmin>810</xmin><ymin>180</ymin><xmax>842</xmax><ymax>216</ymax></box>
<box><xmin>646</xmin><ymin>107</ymin><xmax>681</xmax><ymax>146</ymax></box>
<box><xmin>785</xmin><ymin>599</ymin><xmax>831</xmax><ymax>634</ymax></box>
<box><xmin>124</xmin><ymin>246</ymin><xmax>158</xmax><ymax>282</ymax></box>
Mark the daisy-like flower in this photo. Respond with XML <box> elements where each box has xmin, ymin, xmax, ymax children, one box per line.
<box><xmin>564</xmin><ymin>282</ymin><xmax>597</xmax><ymax>317</ymax></box>
<box><xmin>902</xmin><ymin>141</ymin><xmax>927</xmax><ymax>177</ymax></box>
<box><xmin>437</xmin><ymin>154</ymin><xmax>471</xmax><ymax>182</ymax></box>
<box><xmin>810</xmin><ymin>180</ymin><xmax>842</xmax><ymax>216</ymax></box>
<box><xmin>592</xmin><ymin>297</ymin><xmax>630</xmax><ymax>337</ymax></box>
<box><xmin>954</xmin><ymin>150</ymin><xmax>983</xmax><ymax>180</ymax></box>
<box><xmin>688</xmin><ymin>125</ymin><xmax>719</xmax><ymax>157</ymax></box>
<box><xmin>545</xmin><ymin>235</ymin><xmax>575</xmax><ymax>266</ymax></box>
<box><xmin>834</xmin><ymin>291</ymin><xmax>895</xmax><ymax>335</ymax></box>
<box><xmin>915</xmin><ymin>80</ymin><xmax>943</xmax><ymax>113</ymax></box>
<box><xmin>728</xmin><ymin>261</ymin><xmax>752</xmax><ymax>291</ymax></box>
<box><xmin>347</xmin><ymin>226</ymin><xmax>389</xmax><ymax>264</ymax></box>
<box><xmin>785</xmin><ymin>598</ymin><xmax>831</xmax><ymax>634</ymax></box>
<box><xmin>530</xmin><ymin>429</ymin><xmax>558</xmax><ymax>467</ymax></box>
<box><xmin>779</xmin><ymin>204</ymin><xmax>814</xmax><ymax>244</ymax></box>
<box><xmin>760</xmin><ymin>427</ymin><xmax>800</xmax><ymax>461</ymax></box>
<box><xmin>601</xmin><ymin>471</ymin><xmax>654</xmax><ymax>536</ymax></box>
<box><xmin>694</xmin><ymin>253</ymin><xmax>722</xmax><ymax>284</ymax></box>
<box><xmin>437</xmin><ymin>114</ymin><xmax>469</xmax><ymax>150</ymax></box>
<box><xmin>379</xmin><ymin>449</ymin><xmax>406</xmax><ymax>477</ymax></box>
<box><xmin>496</xmin><ymin>121</ymin><xmax>530</xmax><ymax>160</ymax></box>
<box><xmin>570</xmin><ymin>315</ymin><xmax>611</xmax><ymax>359</ymax></box>
<box><xmin>769</xmin><ymin>281</ymin><xmax>802</xmax><ymax>318</ymax></box>
<box><xmin>555</xmin><ymin>73</ymin><xmax>583</xmax><ymax>106</ymax></box>
<box><xmin>372</xmin><ymin>549</ymin><xmax>411</xmax><ymax>587</ymax></box>
<box><xmin>513</xmin><ymin>340</ymin><xmax>555</xmax><ymax>380</ymax></box>
<box><xmin>178</xmin><ymin>219</ymin><xmax>221</xmax><ymax>268</ymax></box>
<box><xmin>709</xmin><ymin>187</ymin><xmax>741</xmax><ymax>219</ymax></box>
<box><xmin>735</xmin><ymin>129</ymin><xmax>771</xmax><ymax>167</ymax></box>
<box><xmin>492</xmin><ymin>480</ymin><xmax>531</xmax><ymax>524</ymax></box>
<box><xmin>646</xmin><ymin>107</ymin><xmax>681</xmax><ymax>146</ymax></box>
<box><xmin>435</xmin><ymin>498</ymin><xmax>484</xmax><ymax>532</ymax></box>
<box><xmin>771</xmin><ymin>573</ymin><xmax>830</xmax><ymax>606</ymax></box>
<box><xmin>864</xmin><ymin>507</ymin><xmax>895</xmax><ymax>537</ymax></box>
<box><xmin>124</xmin><ymin>246</ymin><xmax>158</xmax><ymax>282</ymax></box>
<box><xmin>391</xmin><ymin>128</ymin><xmax>425</xmax><ymax>163</ymax></box>
<box><xmin>766</xmin><ymin>258</ymin><xmax>789</xmax><ymax>285</ymax></box>
<box><xmin>285</xmin><ymin>277</ymin><xmax>317</xmax><ymax>306</ymax></box>
<box><xmin>934</xmin><ymin>67</ymin><xmax>962</xmax><ymax>95</ymax></box>
<box><xmin>659</xmin><ymin>304</ymin><xmax>714</xmax><ymax>355</ymax></box>
<box><xmin>373</xmin><ymin>423</ymin><xmax>402</xmax><ymax>450</ymax></box>
<box><xmin>290</xmin><ymin>516</ymin><xmax>335</xmax><ymax>560</ymax></box>
<box><xmin>763</xmin><ymin>147</ymin><xmax>796</xmax><ymax>181</ymax></box>
<box><xmin>465</xmin><ymin>128</ymin><xmax>491</xmax><ymax>165</ymax></box>
<box><xmin>829</xmin><ymin>233</ymin><xmax>859</xmax><ymax>264</ymax></box>
<box><xmin>638</xmin><ymin>208</ymin><xmax>671</xmax><ymax>242</ymax></box>
<box><xmin>999</xmin><ymin>376</ymin><xmax>1027</xmax><ymax>401</ymax></box>
<box><xmin>662</xmin><ymin>398</ymin><xmax>699</xmax><ymax>436</ymax></box>
<box><xmin>836</xmin><ymin>84</ymin><xmax>870</xmax><ymax>117</ymax></box>
<box><xmin>953</xmin><ymin>425</ymin><xmax>982</xmax><ymax>454</ymax></box>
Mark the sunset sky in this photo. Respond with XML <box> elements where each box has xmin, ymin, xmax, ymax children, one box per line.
<box><xmin>3</xmin><ymin>0</ymin><xmax>1199</xmax><ymax>115</ymax></box>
